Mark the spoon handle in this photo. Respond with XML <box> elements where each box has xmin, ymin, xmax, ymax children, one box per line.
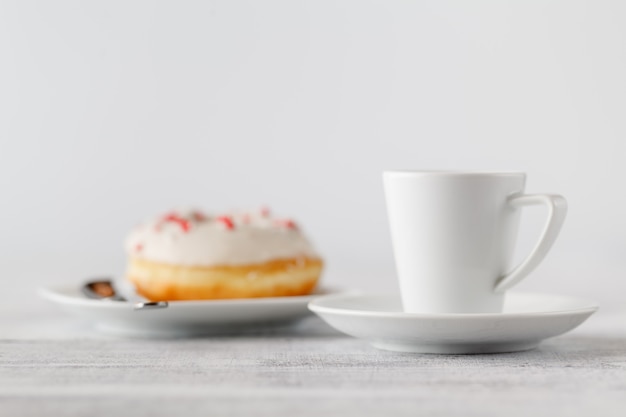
<box><xmin>134</xmin><ymin>301</ymin><xmax>169</xmax><ymax>311</ymax></box>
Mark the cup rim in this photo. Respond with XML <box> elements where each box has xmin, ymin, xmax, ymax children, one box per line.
<box><xmin>383</xmin><ymin>170</ymin><xmax>525</xmax><ymax>178</ymax></box>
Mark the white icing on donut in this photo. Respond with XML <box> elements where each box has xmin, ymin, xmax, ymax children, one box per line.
<box><xmin>125</xmin><ymin>209</ymin><xmax>321</xmax><ymax>266</ymax></box>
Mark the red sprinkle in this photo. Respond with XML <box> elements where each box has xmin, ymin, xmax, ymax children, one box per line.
<box><xmin>216</xmin><ymin>215</ymin><xmax>235</xmax><ymax>230</ymax></box>
<box><xmin>275</xmin><ymin>219</ymin><xmax>297</xmax><ymax>230</ymax></box>
<box><xmin>161</xmin><ymin>213</ymin><xmax>191</xmax><ymax>232</ymax></box>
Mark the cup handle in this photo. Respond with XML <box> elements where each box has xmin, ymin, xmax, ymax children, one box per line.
<box><xmin>494</xmin><ymin>194</ymin><xmax>568</xmax><ymax>293</ymax></box>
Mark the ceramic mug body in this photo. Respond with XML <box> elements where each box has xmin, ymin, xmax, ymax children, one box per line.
<box><xmin>383</xmin><ymin>171</ymin><xmax>567</xmax><ymax>314</ymax></box>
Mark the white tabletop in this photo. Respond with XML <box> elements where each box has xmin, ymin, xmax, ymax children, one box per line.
<box><xmin>1</xmin><ymin>279</ymin><xmax>625</xmax><ymax>417</ymax></box>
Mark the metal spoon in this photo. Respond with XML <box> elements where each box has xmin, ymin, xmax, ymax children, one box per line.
<box><xmin>81</xmin><ymin>279</ymin><xmax>168</xmax><ymax>310</ymax></box>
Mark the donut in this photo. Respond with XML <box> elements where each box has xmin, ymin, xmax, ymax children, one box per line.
<box><xmin>124</xmin><ymin>208</ymin><xmax>323</xmax><ymax>301</ymax></box>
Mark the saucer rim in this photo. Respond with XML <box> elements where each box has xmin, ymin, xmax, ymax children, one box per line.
<box><xmin>39</xmin><ymin>283</ymin><xmax>339</xmax><ymax>310</ymax></box>
<box><xmin>308</xmin><ymin>291</ymin><xmax>599</xmax><ymax>320</ymax></box>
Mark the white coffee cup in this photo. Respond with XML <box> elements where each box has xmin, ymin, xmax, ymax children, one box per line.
<box><xmin>383</xmin><ymin>171</ymin><xmax>567</xmax><ymax>314</ymax></box>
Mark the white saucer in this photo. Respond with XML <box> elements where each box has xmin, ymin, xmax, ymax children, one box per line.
<box><xmin>308</xmin><ymin>292</ymin><xmax>598</xmax><ymax>354</ymax></box>
<box><xmin>40</xmin><ymin>284</ymin><xmax>337</xmax><ymax>337</ymax></box>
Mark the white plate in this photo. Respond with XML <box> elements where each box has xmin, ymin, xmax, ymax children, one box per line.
<box><xmin>40</xmin><ymin>284</ymin><xmax>336</xmax><ymax>337</ymax></box>
<box><xmin>308</xmin><ymin>292</ymin><xmax>598</xmax><ymax>354</ymax></box>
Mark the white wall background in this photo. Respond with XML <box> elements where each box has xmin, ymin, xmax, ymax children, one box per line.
<box><xmin>1</xmin><ymin>1</ymin><xmax>625</xmax><ymax>309</ymax></box>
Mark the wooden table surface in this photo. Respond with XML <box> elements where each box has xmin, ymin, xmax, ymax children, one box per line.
<box><xmin>1</xmin><ymin>286</ymin><xmax>625</xmax><ymax>417</ymax></box>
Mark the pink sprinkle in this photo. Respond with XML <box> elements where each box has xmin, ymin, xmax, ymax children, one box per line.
<box><xmin>242</xmin><ymin>214</ymin><xmax>251</xmax><ymax>224</ymax></box>
<box><xmin>260</xmin><ymin>206</ymin><xmax>271</xmax><ymax>217</ymax></box>
<box><xmin>161</xmin><ymin>213</ymin><xmax>191</xmax><ymax>233</ymax></box>
<box><xmin>179</xmin><ymin>219</ymin><xmax>191</xmax><ymax>232</ymax></box>
<box><xmin>216</xmin><ymin>215</ymin><xmax>235</xmax><ymax>230</ymax></box>
<box><xmin>275</xmin><ymin>219</ymin><xmax>297</xmax><ymax>230</ymax></box>
<box><xmin>162</xmin><ymin>211</ymin><xmax>178</xmax><ymax>219</ymax></box>
<box><xmin>135</xmin><ymin>243</ymin><xmax>143</xmax><ymax>252</ymax></box>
